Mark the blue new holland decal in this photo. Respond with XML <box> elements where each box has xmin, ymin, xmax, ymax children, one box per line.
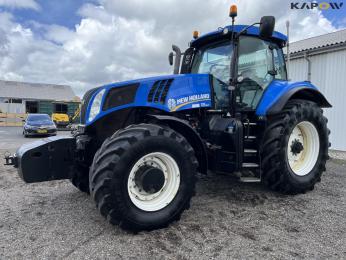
<box><xmin>168</xmin><ymin>93</ymin><xmax>211</xmax><ymax>111</ymax></box>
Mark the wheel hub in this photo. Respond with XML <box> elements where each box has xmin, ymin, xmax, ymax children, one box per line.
<box><xmin>135</xmin><ymin>166</ymin><xmax>165</xmax><ymax>194</ymax></box>
<box><xmin>290</xmin><ymin>139</ymin><xmax>304</xmax><ymax>156</ymax></box>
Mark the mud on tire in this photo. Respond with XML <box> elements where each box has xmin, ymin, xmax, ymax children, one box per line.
<box><xmin>260</xmin><ymin>99</ymin><xmax>329</xmax><ymax>194</ymax></box>
<box><xmin>89</xmin><ymin>123</ymin><xmax>198</xmax><ymax>231</ymax></box>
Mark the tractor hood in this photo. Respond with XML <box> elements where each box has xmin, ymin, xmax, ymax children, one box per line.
<box><xmin>83</xmin><ymin>74</ymin><xmax>213</xmax><ymax>125</ymax></box>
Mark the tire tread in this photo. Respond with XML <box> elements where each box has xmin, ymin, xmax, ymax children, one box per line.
<box><xmin>89</xmin><ymin>123</ymin><xmax>198</xmax><ymax>231</ymax></box>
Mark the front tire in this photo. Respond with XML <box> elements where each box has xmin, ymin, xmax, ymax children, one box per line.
<box><xmin>89</xmin><ymin>124</ymin><xmax>198</xmax><ymax>231</ymax></box>
<box><xmin>261</xmin><ymin>100</ymin><xmax>329</xmax><ymax>194</ymax></box>
<box><xmin>70</xmin><ymin>164</ymin><xmax>90</xmax><ymax>194</ymax></box>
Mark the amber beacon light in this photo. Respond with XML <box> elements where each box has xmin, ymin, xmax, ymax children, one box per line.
<box><xmin>193</xmin><ymin>30</ymin><xmax>199</xmax><ymax>39</ymax></box>
<box><xmin>229</xmin><ymin>4</ymin><xmax>237</xmax><ymax>18</ymax></box>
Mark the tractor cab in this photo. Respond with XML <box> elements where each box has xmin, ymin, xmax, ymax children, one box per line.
<box><xmin>191</xmin><ymin>27</ymin><xmax>287</xmax><ymax>111</ymax></box>
<box><xmin>171</xmin><ymin>13</ymin><xmax>287</xmax><ymax>115</ymax></box>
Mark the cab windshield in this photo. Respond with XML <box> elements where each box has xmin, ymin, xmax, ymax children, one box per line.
<box><xmin>191</xmin><ymin>41</ymin><xmax>233</xmax><ymax>108</ymax></box>
<box><xmin>191</xmin><ymin>41</ymin><xmax>232</xmax><ymax>84</ymax></box>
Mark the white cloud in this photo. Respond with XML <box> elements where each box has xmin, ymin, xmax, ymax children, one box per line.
<box><xmin>0</xmin><ymin>0</ymin><xmax>40</xmax><ymax>10</ymax></box>
<box><xmin>44</xmin><ymin>25</ymin><xmax>75</xmax><ymax>44</ymax></box>
<box><xmin>0</xmin><ymin>0</ymin><xmax>342</xmax><ymax>96</ymax></box>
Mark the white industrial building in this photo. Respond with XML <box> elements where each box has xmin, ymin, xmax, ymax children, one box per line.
<box><xmin>288</xmin><ymin>29</ymin><xmax>346</xmax><ymax>151</ymax></box>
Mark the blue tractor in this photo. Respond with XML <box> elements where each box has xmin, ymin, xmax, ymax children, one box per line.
<box><xmin>5</xmin><ymin>6</ymin><xmax>331</xmax><ymax>231</ymax></box>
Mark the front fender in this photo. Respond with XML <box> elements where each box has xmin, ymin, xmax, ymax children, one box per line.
<box><xmin>256</xmin><ymin>80</ymin><xmax>332</xmax><ymax>116</ymax></box>
<box><xmin>148</xmin><ymin>115</ymin><xmax>208</xmax><ymax>174</ymax></box>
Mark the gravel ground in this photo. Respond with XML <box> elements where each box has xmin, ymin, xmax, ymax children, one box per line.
<box><xmin>1</xmin><ymin>127</ymin><xmax>346</xmax><ymax>259</ymax></box>
<box><xmin>329</xmin><ymin>150</ymin><xmax>346</xmax><ymax>161</ymax></box>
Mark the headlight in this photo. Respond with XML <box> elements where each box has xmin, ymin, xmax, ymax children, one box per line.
<box><xmin>88</xmin><ymin>89</ymin><xmax>105</xmax><ymax>122</ymax></box>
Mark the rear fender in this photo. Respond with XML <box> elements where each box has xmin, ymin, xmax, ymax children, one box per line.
<box><xmin>256</xmin><ymin>80</ymin><xmax>332</xmax><ymax>116</ymax></box>
<box><xmin>267</xmin><ymin>87</ymin><xmax>332</xmax><ymax>115</ymax></box>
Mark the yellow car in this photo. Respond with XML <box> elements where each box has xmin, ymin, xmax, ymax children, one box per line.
<box><xmin>51</xmin><ymin>113</ymin><xmax>69</xmax><ymax>128</ymax></box>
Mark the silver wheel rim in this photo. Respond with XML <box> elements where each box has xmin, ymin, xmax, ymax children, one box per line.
<box><xmin>287</xmin><ymin>121</ymin><xmax>320</xmax><ymax>176</ymax></box>
<box><xmin>127</xmin><ymin>152</ymin><xmax>180</xmax><ymax>211</ymax></box>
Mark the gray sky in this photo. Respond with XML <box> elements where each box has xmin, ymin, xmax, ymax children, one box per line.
<box><xmin>0</xmin><ymin>0</ymin><xmax>342</xmax><ymax>96</ymax></box>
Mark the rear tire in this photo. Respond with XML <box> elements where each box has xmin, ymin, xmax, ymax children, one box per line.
<box><xmin>261</xmin><ymin>99</ymin><xmax>329</xmax><ymax>194</ymax></box>
<box><xmin>89</xmin><ymin>123</ymin><xmax>198</xmax><ymax>231</ymax></box>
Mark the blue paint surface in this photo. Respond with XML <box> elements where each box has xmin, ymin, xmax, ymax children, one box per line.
<box><xmin>86</xmin><ymin>74</ymin><xmax>212</xmax><ymax>125</ymax></box>
<box><xmin>256</xmin><ymin>80</ymin><xmax>318</xmax><ymax>116</ymax></box>
<box><xmin>191</xmin><ymin>25</ymin><xmax>287</xmax><ymax>47</ymax></box>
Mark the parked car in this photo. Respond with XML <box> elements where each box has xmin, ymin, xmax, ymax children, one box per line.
<box><xmin>23</xmin><ymin>114</ymin><xmax>57</xmax><ymax>137</ymax></box>
<box><xmin>51</xmin><ymin>113</ymin><xmax>70</xmax><ymax>128</ymax></box>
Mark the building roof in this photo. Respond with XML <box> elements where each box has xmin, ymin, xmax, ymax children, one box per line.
<box><xmin>0</xmin><ymin>80</ymin><xmax>77</xmax><ymax>101</ymax></box>
<box><xmin>289</xmin><ymin>29</ymin><xmax>346</xmax><ymax>54</ymax></box>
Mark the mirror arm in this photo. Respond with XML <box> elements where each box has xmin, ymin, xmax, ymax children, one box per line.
<box><xmin>235</xmin><ymin>22</ymin><xmax>260</xmax><ymax>39</ymax></box>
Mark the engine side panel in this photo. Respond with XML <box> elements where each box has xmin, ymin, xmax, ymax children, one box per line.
<box><xmin>85</xmin><ymin>74</ymin><xmax>212</xmax><ymax>125</ymax></box>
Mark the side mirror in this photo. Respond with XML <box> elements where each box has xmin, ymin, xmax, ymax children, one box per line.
<box><xmin>168</xmin><ymin>52</ymin><xmax>174</xmax><ymax>66</ymax></box>
<box><xmin>259</xmin><ymin>16</ymin><xmax>275</xmax><ymax>38</ymax></box>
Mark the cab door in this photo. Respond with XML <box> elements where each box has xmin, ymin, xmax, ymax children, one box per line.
<box><xmin>236</xmin><ymin>36</ymin><xmax>278</xmax><ymax>110</ymax></box>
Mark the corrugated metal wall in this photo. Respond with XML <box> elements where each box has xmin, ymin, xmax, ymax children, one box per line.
<box><xmin>38</xmin><ymin>101</ymin><xmax>53</xmax><ymax>115</ymax></box>
<box><xmin>289</xmin><ymin>49</ymin><xmax>346</xmax><ymax>151</ymax></box>
<box><xmin>67</xmin><ymin>102</ymin><xmax>80</xmax><ymax>117</ymax></box>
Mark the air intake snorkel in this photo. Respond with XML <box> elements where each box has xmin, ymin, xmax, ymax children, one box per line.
<box><xmin>168</xmin><ymin>45</ymin><xmax>182</xmax><ymax>74</ymax></box>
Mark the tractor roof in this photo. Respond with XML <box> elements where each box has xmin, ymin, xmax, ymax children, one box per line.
<box><xmin>190</xmin><ymin>25</ymin><xmax>287</xmax><ymax>48</ymax></box>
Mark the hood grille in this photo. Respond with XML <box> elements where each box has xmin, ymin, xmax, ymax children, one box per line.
<box><xmin>147</xmin><ymin>79</ymin><xmax>174</xmax><ymax>104</ymax></box>
<box><xmin>103</xmin><ymin>83</ymin><xmax>139</xmax><ymax>111</ymax></box>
